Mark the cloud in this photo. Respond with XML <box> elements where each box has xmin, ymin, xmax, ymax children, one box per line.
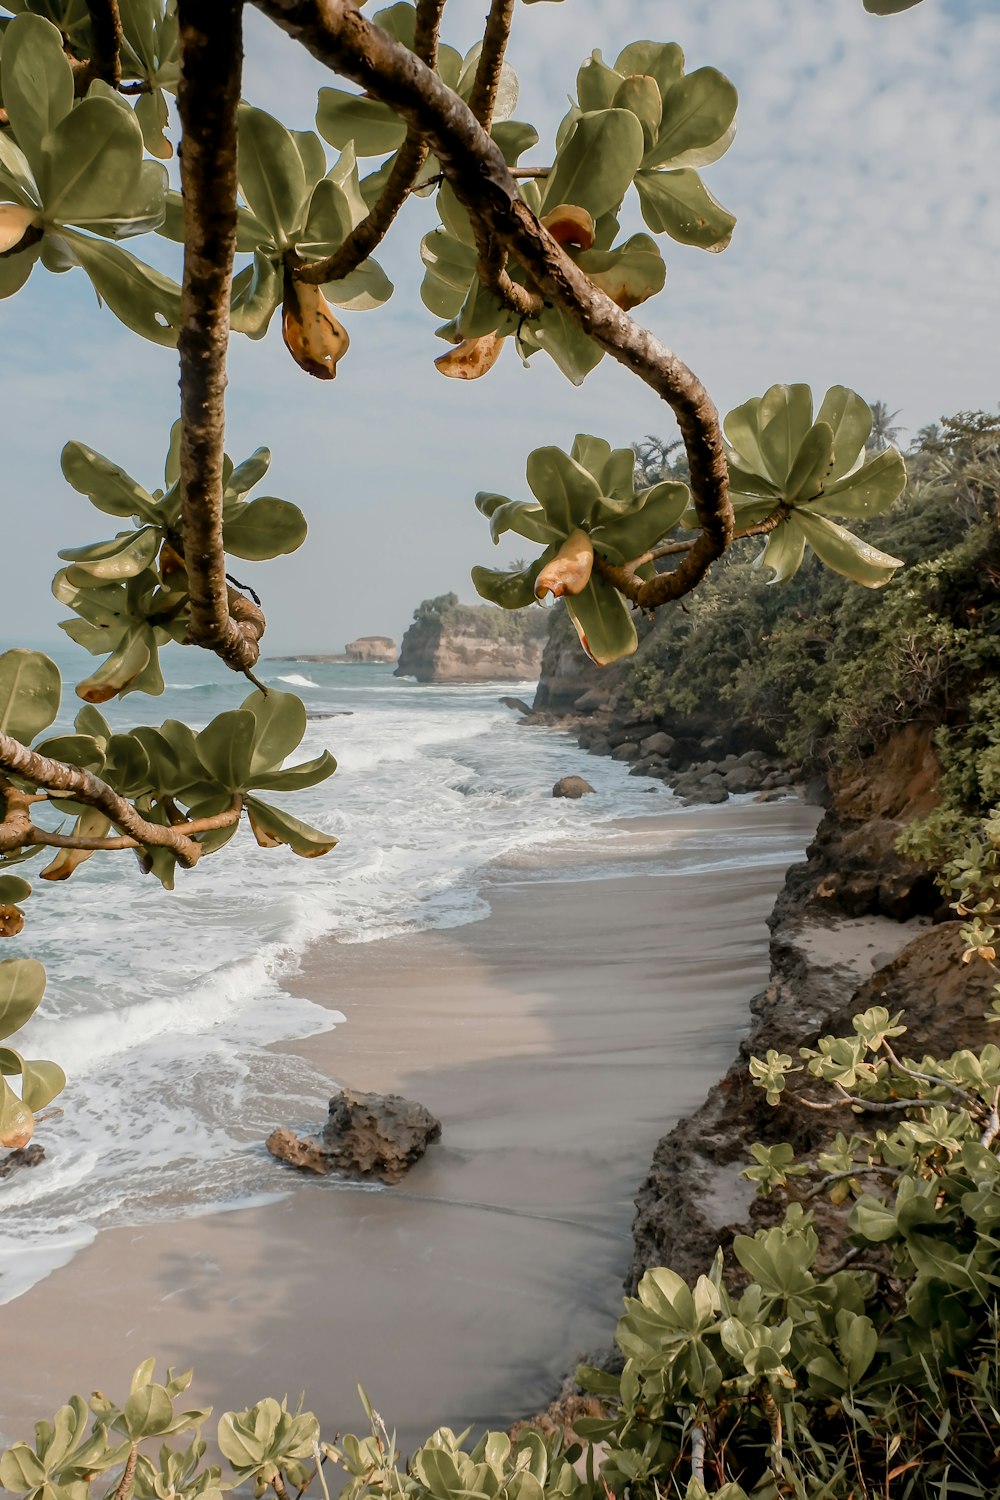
<box><xmin>1</xmin><ymin>1</ymin><xmax>997</xmax><ymax>657</ymax></box>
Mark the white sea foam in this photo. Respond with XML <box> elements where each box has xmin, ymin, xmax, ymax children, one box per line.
<box><xmin>0</xmin><ymin>652</ymin><xmax>796</xmax><ymax>1303</ymax></box>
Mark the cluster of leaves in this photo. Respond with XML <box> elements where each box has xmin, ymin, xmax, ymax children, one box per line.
<box><xmin>615</xmin><ymin>410</ymin><xmax>998</xmax><ymax>766</ymax></box>
<box><xmin>473</xmin><ymin>386</ymin><xmax>907</xmax><ymax>666</ymax></box>
<box><xmin>422</xmin><ymin>40</ymin><xmax>737</xmax><ymax>384</ymax></box>
<box><xmin>53</xmin><ymin>422</ymin><xmax>306</xmax><ymax>701</ymax></box>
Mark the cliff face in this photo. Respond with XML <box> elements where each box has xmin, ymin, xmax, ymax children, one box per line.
<box><xmin>396</xmin><ymin>597</ymin><xmax>546</xmax><ymax>683</ymax></box>
<box><xmin>345</xmin><ymin>636</ymin><xmax>397</xmax><ymax>664</ymax></box>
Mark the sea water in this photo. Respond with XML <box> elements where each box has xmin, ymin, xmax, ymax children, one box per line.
<box><xmin>0</xmin><ymin>647</ymin><xmax>805</xmax><ymax>1301</ymax></box>
<box><xmin>0</xmin><ymin>648</ymin><xmax>654</xmax><ymax>1297</ymax></box>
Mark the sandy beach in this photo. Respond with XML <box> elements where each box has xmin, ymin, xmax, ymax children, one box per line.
<box><xmin>0</xmin><ymin>800</ymin><xmax>818</xmax><ymax>1455</ymax></box>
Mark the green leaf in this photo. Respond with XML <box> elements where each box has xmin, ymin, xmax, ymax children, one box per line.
<box><xmin>577</xmin><ymin>51</ymin><xmax>622</xmax><ymax>113</ymax></box>
<box><xmin>645</xmin><ymin>67</ymin><xmax>738</xmax><ymax>170</ymax></box>
<box><xmin>491</xmin><ymin>120</ymin><xmax>539</xmax><ymax>165</ymax></box>
<box><xmin>250</xmin><ymin>749</ymin><xmax>337</xmax><ymax>794</ymax></box>
<box><xmin>316</xmin><ymin>87</ymin><xmax>407</xmax><ymax>157</ymax></box>
<box><xmin>0</xmin><ymin>239</ymin><xmax>40</xmax><ymax>298</ymax></box>
<box><xmin>42</xmin><ymin>95</ymin><xmax>144</xmax><ymax>227</ymax></box>
<box><xmin>322</xmin><ymin>257</ymin><xmax>393</xmax><ymax>311</ymax></box>
<box><xmin>634</xmin><ymin>167</ymin><xmax>735</xmax><ymax>251</ymax></box>
<box><xmin>0</xmin><ymin>1074</ymin><xmax>35</xmax><ymax>1148</ymax></box>
<box><xmin>134</xmin><ymin>87</ymin><xmax>172</xmax><ymax>161</ymax></box>
<box><xmin>223</xmin><ymin>498</ymin><xmax>307</xmax><ymax>560</ymax></box>
<box><xmin>0</xmin><ymin>649</ymin><xmax>61</xmax><ymax>742</ymax></box>
<box><xmin>0</xmin><ymin>875</ymin><xmax>31</xmax><ymax>905</ymax></box>
<box><xmin>290</xmin><ymin>128</ymin><xmax>328</xmax><ymax>190</ymax></box>
<box><xmin>123</xmin><ymin>1384</ymin><xmax>174</xmax><ymax>1440</ymax></box>
<box><xmin>614</xmin><ymin>41</ymin><xmax>684</xmax><ymax>98</ymax></box>
<box><xmin>238</xmin><ymin>105</ymin><xmax>308</xmax><ymax>245</ymax></box>
<box><xmin>564</xmin><ymin>574</ymin><xmax>638</xmax><ymax>665</ymax></box>
<box><xmin>531</xmin><ymin>305</ymin><xmax>603</xmax><ymax>385</ymax></box>
<box><xmin>245</xmin><ymin>797</ymin><xmax>339</xmax><ymax>858</ymax></box>
<box><xmin>592</xmin><ymin>479</ymin><xmax>689</xmax><ymax>558</ymax></box>
<box><xmin>575</xmin><ymin>232</ymin><xmax>665</xmax><ymax>311</ymax></box>
<box><xmin>570</xmin><ymin>434</ymin><xmax>612</xmax><ymax>478</ymax></box>
<box><xmin>795</xmin><ymin>510</ymin><xmax>904</xmax><ymax>588</ymax></box>
<box><xmin>864</xmin><ymin>0</ymin><xmax>923</xmax><ymax>11</ymax></box>
<box><xmin>1</xmin><ymin>15</ymin><xmax>74</xmax><ymax>181</ymax></box>
<box><xmin>477</xmin><ymin>492</ymin><xmax>562</xmax><ymax>546</ymax></box>
<box><xmin>756</xmin><ymin>384</ymin><xmax>814</xmax><ymax>487</ymax></box>
<box><xmin>784</xmin><ymin>420</ymin><xmax>835</xmax><ymax>503</ymax></box>
<box><xmin>59</xmin><ymin>230</ymin><xmax>182</xmax><ymax>346</ymax></box>
<box><xmin>526</xmin><ymin>447</ymin><xmax>604</xmax><ymax>532</ymax></box>
<box><xmin>757</xmin><ymin>517</ymin><xmax>807</xmax><ymax>584</ymax></box>
<box><xmin>541</xmin><ymin>109</ymin><xmax>645</xmax><ymax>221</ymax></box>
<box><xmin>420</xmin><ymin>228</ymin><xmax>478</xmax><ymax>319</ymax></box>
<box><xmin>816</xmin><ymin>385</ymin><xmax>873</xmax><ymax>480</ymax></box>
<box><xmin>34</xmin><ymin>732</ymin><xmax>106</xmax><ymax>774</ymax></box>
<box><xmin>60</xmin><ymin>527</ymin><xmax>160</xmax><ymax>581</ymax></box>
<box><xmin>296</xmin><ymin>176</ymin><xmax>353</xmax><ymax>260</ymax></box>
<box><xmin>226</xmin><ymin>447</ymin><xmax>271</xmax><ymax>497</ymax></box>
<box><xmin>230</xmin><ymin>250</ymin><xmax>281</xmax><ymax>339</ymax></box>
<box><xmin>805</xmin><ymin>446</ymin><xmax>906</xmax><ymax>520</ymax></box>
<box><xmin>61</xmin><ymin>440</ymin><xmax>161</xmax><ymax>522</ymax></box>
<box><xmin>240</xmin><ymin>689</ymin><xmax>307</xmax><ymax>779</ymax></box>
<box><xmin>611</xmin><ymin>75</ymin><xmax>661</xmax><ymax>153</ymax></box>
<box><xmin>472</xmin><ymin>552</ymin><xmax>556</xmax><ymax>610</ymax></box>
<box><xmin>76</xmin><ymin>625</ymin><xmax>153</xmax><ymax>703</ymax></box>
<box><xmin>196</xmin><ymin>710</ymin><xmax>256</xmax><ymax>792</ymax></box>
<box><xmin>19</xmin><ymin>1056</ymin><xmax>65</xmax><ymax>1111</ymax></box>
<box><xmin>0</xmin><ymin>957</ymin><xmax>46</xmax><ymax>1041</ymax></box>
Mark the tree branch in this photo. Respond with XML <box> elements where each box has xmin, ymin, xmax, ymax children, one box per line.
<box><xmin>176</xmin><ymin>0</ymin><xmax>261</xmax><ymax>676</ymax></box>
<box><xmin>467</xmin><ymin>0</ymin><xmax>515</xmax><ymax>128</ymax></box>
<box><xmin>84</xmin><ymin>0</ymin><xmax>123</xmax><ymax>88</ymax></box>
<box><xmin>292</xmin><ymin>0</ymin><xmax>447</xmax><ymax>287</ymax></box>
<box><xmin>597</xmin><ymin>511</ymin><xmax>790</xmax><ymax>606</ymax></box>
<box><xmin>0</xmin><ymin>746</ymin><xmax>204</xmax><ymax>868</ymax></box>
<box><xmin>249</xmin><ymin>0</ymin><xmax>733</xmax><ymax>604</ymax></box>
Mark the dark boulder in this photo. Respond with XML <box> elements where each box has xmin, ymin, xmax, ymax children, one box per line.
<box><xmin>553</xmin><ymin>775</ymin><xmax>596</xmax><ymax>798</ymax></box>
<box><xmin>267</xmin><ymin>1088</ymin><xmax>442</xmax><ymax>1185</ymax></box>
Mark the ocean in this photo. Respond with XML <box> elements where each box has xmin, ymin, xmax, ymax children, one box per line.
<box><xmin>0</xmin><ymin>647</ymin><xmax>803</xmax><ymax>1304</ymax></box>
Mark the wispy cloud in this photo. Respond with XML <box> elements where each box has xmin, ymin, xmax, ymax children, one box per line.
<box><xmin>1</xmin><ymin>2</ymin><xmax>997</xmax><ymax>656</ymax></box>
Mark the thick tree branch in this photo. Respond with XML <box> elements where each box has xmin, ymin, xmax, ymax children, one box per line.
<box><xmin>598</xmin><ymin>510</ymin><xmax>791</xmax><ymax>607</ymax></box>
<box><xmin>176</xmin><ymin>0</ymin><xmax>261</xmax><ymax>675</ymax></box>
<box><xmin>249</xmin><ymin>0</ymin><xmax>733</xmax><ymax>603</ymax></box>
<box><xmin>292</xmin><ymin>0</ymin><xmax>447</xmax><ymax>287</ymax></box>
<box><xmin>0</xmin><ymin>747</ymin><xmax>204</xmax><ymax>867</ymax></box>
<box><xmin>84</xmin><ymin>0</ymin><xmax>123</xmax><ymax>87</ymax></box>
<box><xmin>467</xmin><ymin>0</ymin><xmax>515</xmax><ymax>128</ymax></box>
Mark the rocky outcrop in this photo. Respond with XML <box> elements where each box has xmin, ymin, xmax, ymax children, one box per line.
<box><xmin>0</xmin><ymin>1143</ymin><xmax>44</xmax><ymax>1179</ymax></box>
<box><xmin>267</xmin><ymin>1088</ymin><xmax>441</xmax><ymax>1185</ymax></box>
<box><xmin>345</xmin><ymin>636</ymin><xmax>397</xmax><ymax>664</ymax></box>
<box><xmin>397</xmin><ymin>597</ymin><xmax>546</xmax><ymax>683</ymax></box>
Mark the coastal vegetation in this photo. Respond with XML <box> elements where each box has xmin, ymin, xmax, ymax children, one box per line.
<box><xmin>4</xmin><ymin>0</ymin><xmax>999</xmax><ymax>1496</ymax></box>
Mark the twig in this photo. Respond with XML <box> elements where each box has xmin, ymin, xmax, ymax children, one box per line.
<box><xmin>690</xmin><ymin>1422</ymin><xmax>706</xmax><ymax>1488</ymax></box>
<box><xmin>474</xmin><ymin>225</ymin><xmax>543</xmax><ymax>318</ymax></box>
<box><xmin>981</xmin><ymin>1088</ymin><xmax>1000</xmax><ymax>1149</ymax></box>
<box><xmin>467</xmin><ymin>0</ymin><xmax>515</xmax><ymax>128</ymax></box>
<box><xmin>292</xmin><ymin>0</ymin><xmax>447</xmax><ymax>287</ymax></box>
<box><xmin>25</xmin><ymin>801</ymin><xmax>241</xmax><ymax>852</ymax></box>
<box><xmin>804</xmin><ymin>1165</ymin><xmax>899</xmax><ymax>1200</ymax></box>
<box><xmin>599</xmin><ymin>512</ymin><xmax>789</xmax><ymax>599</ymax></box>
<box><xmin>176</xmin><ymin>0</ymin><xmax>261</xmax><ymax>675</ymax></box>
<box><xmin>0</xmin><ymin>744</ymin><xmax>204</xmax><ymax>868</ymax></box>
<box><xmin>111</xmin><ymin>1445</ymin><xmax>138</xmax><ymax>1500</ymax></box>
<box><xmin>882</xmin><ymin>1043</ymin><xmax>976</xmax><ymax>1106</ymax></box>
<box><xmin>84</xmin><ymin>0</ymin><xmax>123</xmax><ymax>87</ymax></box>
<box><xmin>248</xmin><ymin>0</ymin><xmax>734</xmax><ymax>607</ymax></box>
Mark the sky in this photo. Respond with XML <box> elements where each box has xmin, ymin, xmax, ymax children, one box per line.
<box><xmin>2</xmin><ymin>0</ymin><xmax>999</xmax><ymax>655</ymax></box>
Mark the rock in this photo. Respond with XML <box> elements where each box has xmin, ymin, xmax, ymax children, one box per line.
<box><xmin>574</xmin><ymin>688</ymin><xmax>611</xmax><ymax>713</ymax></box>
<box><xmin>754</xmin><ymin>789</ymin><xmax>787</xmax><ymax>803</ymax></box>
<box><xmin>611</xmin><ymin>742</ymin><xmax>640</xmax><ymax>761</ymax></box>
<box><xmin>640</xmin><ymin>732</ymin><xmax>675</xmax><ymax>757</ymax></box>
<box><xmin>396</xmin><ymin>596</ymin><xmax>546</xmax><ymax>683</ymax></box>
<box><xmin>267</xmin><ymin>1088</ymin><xmax>441</xmax><ymax>1186</ymax></box>
<box><xmin>553</xmin><ymin>775</ymin><xmax>596</xmax><ymax>799</ymax></box>
<box><xmin>499</xmin><ymin>696</ymin><xmax>533</xmax><ymax>715</ymax></box>
<box><xmin>700</xmin><ymin>772</ymin><xmax>726</xmax><ymax>789</ymax></box>
<box><xmin>723</xmin><ymin>766</ymin><xmax>761</xmax><ymax>794</ymax></box>
<box><xmin>0</xmin><ymin>1143</ymin><xmax>44</xmax><ymax>1179</ymax></box>
<box><xmin>345</xmin><ymin>636</ymin><xmax>397</xmax><ymax>664</ymax></box>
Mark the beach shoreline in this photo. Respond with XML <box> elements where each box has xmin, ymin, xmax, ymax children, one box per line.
<box><xmin>0</xmin><ymin>798</ymin><xmax>818</xmax><ymax>1455</ymax></box>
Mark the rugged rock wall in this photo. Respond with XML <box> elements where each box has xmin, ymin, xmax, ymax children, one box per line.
<box><xmin>345</xmin><ymin>636</ymin><xmax>397</xmax><ymax>664</ymax></box>
<box><xmin>626</xmin><ymin>725</ymin><xmax>975</xmax><ymax>1294</ymax></box>
<box><xmin>397</xmin><ymin>604</ymin><xmax>545</xmax><ymax>683</ymax></box>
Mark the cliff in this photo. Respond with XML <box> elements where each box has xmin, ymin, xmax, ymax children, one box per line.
<box><xmin>345</xmin><ymin>636</ymin><xmax>397</xmax><ymax>664</ymax></box>
<box><xmin>396</xmin><ymin>593</ymin><xmax>548</xmax><ymax>683</ymax></box>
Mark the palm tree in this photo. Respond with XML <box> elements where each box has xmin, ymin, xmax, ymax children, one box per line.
<box><xmin>867</xmin><ymin>400</ymin><xmax>904</xmax><ymax>452</ymax></box>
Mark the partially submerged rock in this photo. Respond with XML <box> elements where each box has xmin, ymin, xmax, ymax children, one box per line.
<box><xmin>0</xmin><ymin>1143</ymin><xmax>44</xmax><ymax>1179</ymax></box>
<box><xmin>553</xmin><ymin>775</ymin><xmax>595</xmax><ymax>799</ymax></box>
<box><xmin>267</xmin><ymin>1088</ymin><xmax>441</xmax><ymax>1185</ymax></box>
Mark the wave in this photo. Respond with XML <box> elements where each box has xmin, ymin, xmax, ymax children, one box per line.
<box><xmin>277</xmin><ymin>672</ymin><xmax>320</xmax><ymax>688</ymax></box>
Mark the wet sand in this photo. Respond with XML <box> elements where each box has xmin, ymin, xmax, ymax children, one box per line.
<box><xmin>1</xmin><ymin>800</ymin><xmax>818</xmax><ymax>1455</ymax></box>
